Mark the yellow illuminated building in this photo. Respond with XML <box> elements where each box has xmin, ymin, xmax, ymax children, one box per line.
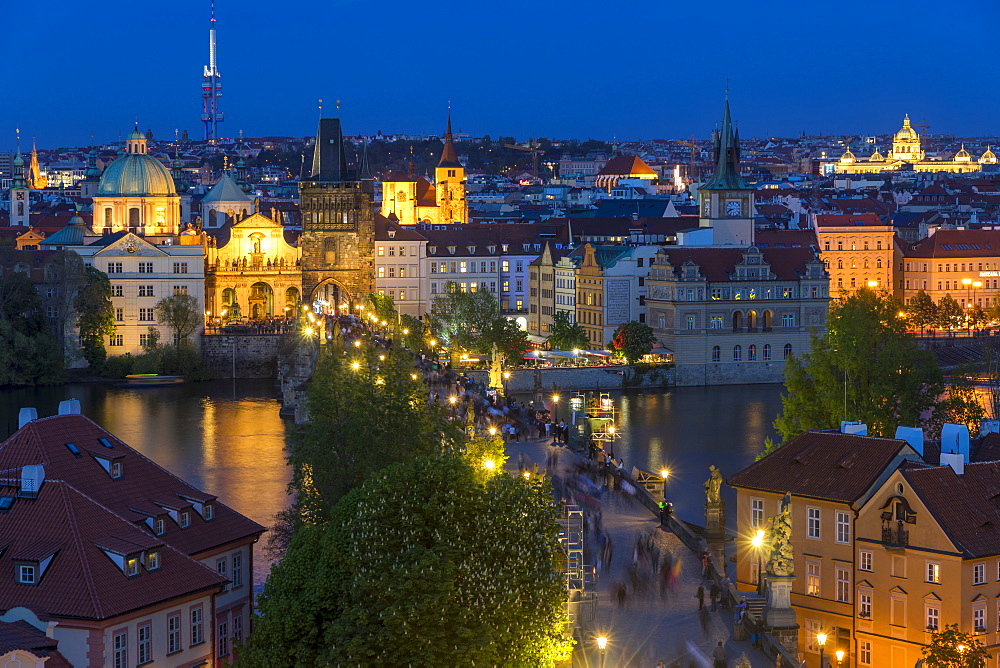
<box><xmin>815</xmin><ymin>214</ymin><xmax>900</xmax><ymax>299</ymax></box>
<box><xmin>836</xmin><ymin>115</ymin><xmax>993</xmax><ymax>174</ymax></box>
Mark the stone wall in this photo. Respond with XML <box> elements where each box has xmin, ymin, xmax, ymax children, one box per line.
<box><xmin>465</xmin><ymin>364</ymin><xmax>674</xmax><ymax>393</ymax></box>
<box><xmin>675</xmin><ymin>361</ymin><xmax>785</xmax><ymax>386</ymax></box>
<box><xmin>201</xmin><ymin>334</ymin><xmax>285</xmax><ymax>379</ymax></box>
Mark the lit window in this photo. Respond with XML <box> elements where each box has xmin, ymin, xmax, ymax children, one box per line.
<box><xmin>146</xmin><ymin>551</ymin><xmax>159</xmax><ymax>570</ymax></box>
<box><xmin>806</xmin><ymin>561</ymin><xmax>820</xmax><ymax>596</ymax></box>
<box><xmin>926</xmin><ymin>561</ymin><xmax>940</xmax><ymax>584</ymax></box>
<box><xmin>126</xmin><ymin>556</ymin><xmax>139</xmax><ymax>577</ymax></box>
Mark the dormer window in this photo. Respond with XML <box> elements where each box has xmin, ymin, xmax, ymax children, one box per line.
<box><xmin>468</xmin><ymin>246</ymin><xmax>476</xmax><ymax>254</ymax></box>
<box><xmin>154</xmin><ymin>518</ymin><xmax>166</xmax><ymax>535</ymax></box>
<box><xmin>179</xmin><ymin>510</ymin><xmax>191</xmax><ymax>528</ymax></box>
<box><xmin>523</xmin><ymin>243</ymin><xmax>530</xmax><ymax>251</ymax></box>
<box><xmin>146</xmin><ymin>551</ymin><xmax>160</xmax><ymax>571</ymax></box>
<box><xmin>17</xmin><ymin>564</ymin><xmax>36</xmax><ymax>585</ymax></box>
<box><xmin>204</xmin><ymin>503</ymin><xmax>214</xmax><ymax>521</ymax></box>
<box><xmin>126</xmin><ymin>556</ymin><xmax>140</xmax><ymax>577</ymax></box>
<box><xmin>429</xmin><ymin>246</ymin><xmax>437</xmax><ymax>255</ymax></box>
<box><xmin>448</xmin><ymin>246</ymin><xmax>456</xmax><ymax>255</ymax></box>
<box><xmin>388</xmin><ymin>230</ymin><xmax>396</xmax><ymax>239</ymax></box>
<box><xmin>110</xmin><ymin>461</ymin><xmax>123</xmax><ymax>479</ymax></box>
<box><xmin>488</xmin><ymin>245</ymin><xmax>496</xmax><ymax>254</ymax></box>
<box><xmin>502</xmin><ymin>244</ymin><xmax>509</xmax><ymax>252</ymax></box>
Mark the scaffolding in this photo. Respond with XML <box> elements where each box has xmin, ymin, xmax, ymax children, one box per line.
<box><xmin>558</xmin><ymin>503</ymin><xmax>597</xmax><ymax>627</ymax></box>
<box><xmin>571</xmin><ymin>391</ymin><xmax>620</xmax><ymax>444</ymax></box>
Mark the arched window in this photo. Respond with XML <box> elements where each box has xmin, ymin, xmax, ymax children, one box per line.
<box><xmin>128</xmin><ymin>207</ymin><xmax>140</xmax><ymax>227</ymax></box>
<box><xmin>712</xmin><ymin>346</ymin><xmax>720</xmax><ymax>363</ymax></box>
<box><xmin>763</xmin><ymin>344</ymin><xmax>772</xmax><ymax>361</ymax></box>
<box><xmin>749</xmin><ymin>344</ymin><xmax>757</xmax><ymax>361</ymax></box>
<box><xmin>733</xmin><ymin>345</ymin><xmax>742</xmax><ymax>362</ymax></box>
<box><xmin>104</xmin><ymin>208</ymin><xmax>113</xmax><ymax>226</ymax></box>
<box><xmin>864</xmin><ymin>259</ymin><xmax>870</xmax><ymax>269</ymax></box>
<box><xmin>732</xmin><ymin>311</ymin><xmax>743</xmax><ymax>332</ymax></box>
<box><xmin>747</xmin><ymin>310</ymin><xmax>758</xmax><ymax>331</ymax></box>
<box><xmin>763</xmin><ymin>310</ymin><xmax>773</xmax><ymax>331</ymax></box>
<box><xmin>783</xmin><ymin>343</ymin><xmax>793</xmax><ymax>359</ymax></box>
<box><xmin>837</xmin><ymin>259</ymin><xmax>843</xmax><ymax>269</ymax></box>
<box><xmin>877</xmin><ymin>258</ymin><xmax>883</xmax><ymax>269</ymax></box>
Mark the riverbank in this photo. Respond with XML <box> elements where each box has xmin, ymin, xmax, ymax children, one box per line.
<box><xmin>465</xmin><ymin>363</ymin><xmax>675</xmax><ymax>393</ymax></box>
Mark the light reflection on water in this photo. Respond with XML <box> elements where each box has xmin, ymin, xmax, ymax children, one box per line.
<box><xmin>0</xmin><ymin>380</ymin><xmax>292</xmax><ymax>594</ymax></box>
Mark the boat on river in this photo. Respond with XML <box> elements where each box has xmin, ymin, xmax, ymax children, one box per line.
<box><xmin>119</xmin><ymin>374</ymin><xmax>185</xmax><ymax>387</ymax></box>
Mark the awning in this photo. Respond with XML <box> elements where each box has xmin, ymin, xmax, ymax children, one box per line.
<box><xmin>584</xmin><ymin>350</ymin><xmax>614</xmax><ymax>358</ymax></box>
<box><xmin>523</xmin><ymin>351</ymin><xmax>546</xmax><ymax>360</ymax></box>
<box><xmin>647</xmin><ymin>348</ymin><xmax>674</xmax><ymax>356</ymax></box>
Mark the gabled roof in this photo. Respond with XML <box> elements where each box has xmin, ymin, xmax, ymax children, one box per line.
<box><xmin>902</xmin><ymin>461</ymin><xmax>1000</xmax><ymax>557</ymax></box>
<box><xmin>727</xmin><ymin>431</ymin><xmax>913</xmax><ymax>503</ymax></box>
<box><xmin>597</xmin><ymin>156</ymin><xmax>656</xmax><ymax>177</ymax></box>
<box><xmin>0</xmin><ymin>479</ymin><xmax>225</xmax><ymax>620</ymax></box>
<box><xmin>0</xmin><ymin>620</ymin><xmax>71</xmax><ymax>666</ymax></box>
<box><xmin>0</xmin><ymin>415</ymin><xmax>264</xmax><ymax>557</ymax></box>
<box><xmin>815</xmin><ymin>213</ymin><xmax>886</xmax><ymax>228</ymax></box>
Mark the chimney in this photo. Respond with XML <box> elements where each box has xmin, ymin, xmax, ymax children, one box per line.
<box><xmin>20</xmin><ymin>465</ymin><xmax>45</xmax><ymax>498</ymax></box>
<box><xmin>941</xmin><ymin>452</ymin><xmax>964</xmax><ymax>475</ymax></box>
<box><xmin>894</xmin><ymin>426</ymin><xmax>924</xmax><ymax>457</ymax></box>
<box><xmin>18</xmin><ymin>408</ymin><xmax>38</xmax><ymax>429</ymax></box>
<box><xmin>940</xmin><ymin>423</ymin><xmax>970</xmax><ymax>462</ymax></box>
<box><xmin>57</xmin><ymin>399</ymin><xmax>81</xmax><ymax>416</ymax></box>
<box><xmin>841</xmin><ymin>421</ymin><xmax>868</xmax><ymax>436</ymax></box>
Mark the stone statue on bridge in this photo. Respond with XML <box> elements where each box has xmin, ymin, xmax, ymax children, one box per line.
<box><xmin>704</xmin><ymin>465</ymin><xmax>723</xmax><ymax>506</ymax></box>
<box><xmin>766</xmin><ymin>492</ymin><xmax>794</xmax><ymax>577</ymax></box>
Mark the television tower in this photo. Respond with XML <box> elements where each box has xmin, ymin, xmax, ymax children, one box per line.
<box><xmin>201</xmin><ymin>0</ymin><xmax>224</xmax><ymax>142</ymax></box>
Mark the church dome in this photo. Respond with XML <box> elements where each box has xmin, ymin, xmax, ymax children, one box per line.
<box><xmin>895</xmin><ymin>114</ymin><xmax>919</xmax><ymax>141</ymax></box>
<box><xmin>955</xmin><ymin>144</ymin><xmax>972</xmax><ymax>162</ymax></box>
<box><xmin>839</xmin><ymin>148</ymin><xmax>856</xmax><ymax>164</ymax></box>
<box><xmin>870</xmin><ymin>147</ymin><xmax>885</xmax><ymax>162</ymax></box>
<box><xmin>980</xmin><ymin>146</ymin><xmax>998</xmax><ymax>165</ymax></box>
<box><xmin>96</xmin><ymin>153</ymin><xmax>177</xmax><ymax>196</ymax></box>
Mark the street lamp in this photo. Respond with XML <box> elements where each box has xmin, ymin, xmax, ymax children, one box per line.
<box><xmin>483</xmin><ymin>459</ymin><xmax>495</xmax><ymax>471</ymax></box>
<box><xmin>351</xmin><ymin>361</ymin><xmax>360</xmax><ymax>371</ymax></box>
<box><xmin>488</xmin><ymin>426</ymin><xmax>498</xmax><ymax>437</ymax></box>
<box><xmin>867</xmin><ymin>280</ymin><xmax>878</xmax><ymax>288</ymax></box>
<box><xmin>552</xmin><ymin>393</ymin><xmax>560</xmax><ymax>423</ymax></box>
<box><xmin>596</xmin><ymin>636</ymin><xmax>608</xmax><ymax>668</ymax></box>
<box><xmin>660</xmin><ymin>468</ymin><xmax>669</xmax><ymax>501</ymax></box>
<box><xmin>817</xmin><ymin>633</ymin><xmax>827</xmax><ymax>668</ymax></box>
<box><xmin>835</xmin><ymin>650</ymin><xmax>845</xmax><ymax>667</ymax></box>
<box><xmin>503</xmin><ymin>371</ymin><xmax>511</xmax><ymax>396</ymax></box>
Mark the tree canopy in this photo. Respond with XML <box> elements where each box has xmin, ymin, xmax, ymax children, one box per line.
<box><xmin>921</xmin><ymin>624</ymin><xmax>988</xmax><ymax>667</ymax></box>
<box><xmin>154</xmin><ymin>293</ymin><xmax>202</xmax><ymax>343</ymax></box>
<box><xmin>547</xmin><ymin>310</ymin><xmax>590</xmax><ymax>351</ymax></box>
<box><xmin>430</xmin><ymin>282</ymin><xmax>528</xmax><ymax>363</ymax></box>
<box><xmin>0</xmin><ymin>271</ymin><xmax>61</xmax><ymax>386</ymax></box>
<box><xmin>241</xmin><ymin>454</ymin><xmax>572</xmax><ymax>667</ymax></box>
<box><xmin>775</xmin><ymin>288</ymin><xmax>978</xmax><ymax>440</ymax></box>
<box><xmin>74</xmin><ymin>266</ymin><xmax>116</xmax><ymax>368</ymax></box>
<box><xmin>608</xmin><ymin>320</ymin><xmax>656</xmax><ymax>363</ymax></box>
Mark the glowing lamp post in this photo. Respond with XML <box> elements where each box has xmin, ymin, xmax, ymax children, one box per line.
<box><xmin>596</xmin><ymin>636</ymin><xmax>608</xmax><ymax>668</ymax></box>
<box><xmin>835</xmin><ymin>649</ymin><xmax>845</xmax><ymax>667</ymax></box>
<box><xmin>867</xmin><ymin>280</ymin><xmax>878</xmax><ymax>288</ymax></box>
<box><xmin>816</xmin><ymin>633</ymin><xmax>827</xmax><ymax>668</ymax></box>
<box><xmin>660</xmin><ymin>468</ymin><xmax>669</xmax><ymax>501</ymax></box>
<box><xmin>552</xmin><ymin>394</ymin><xmax>560</xmax><ymax>423</ymax></box>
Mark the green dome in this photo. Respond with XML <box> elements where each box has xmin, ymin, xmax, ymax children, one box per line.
<box><xmin>96</xmin><ymin>153</ymin><xmax>177</xmax><ymax>197</ymax></box>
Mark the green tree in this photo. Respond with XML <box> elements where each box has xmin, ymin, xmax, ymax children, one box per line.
<box><xmin>941</xmin><ymin>366</ymin><xmax>988</xmax><ymax>435</ymax></box>
<box><xmin>482</xmin><ymin>315</ymin><xmax>529</xmax><ymax>366</ymax></box>
<box><xmin>0</xmin><ymin>271</ymin><xmax>61</xmax><ymax>385</ymax></box>
<box><xmin>154</xmin><ymin>293</ymin><xmax>202</xmax><ymax>343</ymax></box>
<box><xmin>921</xmin><ymin>624</ymin><xmax>988</xmax><ymax>667</ymax></box>
<box><xmin>430</xmin><ymin>282</ymin><xmax>503</xmax><ymax>353</ymax></box>
<box><xmin>365</xmin><ymin>292</ymin><xmax>397</xmax><ymax>326</ymax></box>
<box><xmin>398</xmin><ymin>313</ymin><xmax>426</xmax><ymax>351</ymax></box>
<box><xmin>608</xmin><ymin>320</ymin><xmax>656</xmax><ymax>363</ymax></box>
<box><xmin>289</xmin><ymin>342</ymin><xmax>462</xmax><ymax>521</ymax></box>
<box><xmin>74</xmin><ymin>266</ymin><xmax>116</xmax><ymax>368</ymax></box>
<box><xmin>775</xmin><ymin>287</ymin><xmax>945</xmax><ymax>439</ymax></box>
<box><xmin>968</xmin><ymin>304</ymin><xmax>987</xmax><ymax>330</ymax></box>
<box><xmin>241</xmin><ymin>455</ymin><xmax>572</xmax><ymax>667</ymax></box>
<box><xmin>907</xmin><ymin>289</ymin><xmax>937</xmax><ymax>333</ymax></box>
<box><xmin>547</xmin><ymin>310</ymin><xmax>590</xmax><ymax>351</ymax></box>
<box><xmin>937</xmin><ymin>295</ymin><xmax>963</xmax><ymax>330</ymax></box>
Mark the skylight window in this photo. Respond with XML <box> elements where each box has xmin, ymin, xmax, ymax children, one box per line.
<box><xmin>98</xmin><ymin>438</ymin><xmax>113</xmax><ymax>448</ymax></box>
<box><xmin>65</xmin><ymin>443</ymin><xmax>81</xmax><ymax>457</ymax></box>
<box><xmin>0</xmin><ymin>497</ymin><xmax>14</xmax><ymax>511</ymax></box>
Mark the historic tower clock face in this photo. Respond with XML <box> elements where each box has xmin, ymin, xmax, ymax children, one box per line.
<box><xmin>726</xmin><ymin>200</ymin><xmax>742</xmax><ymax>216</ymax></box>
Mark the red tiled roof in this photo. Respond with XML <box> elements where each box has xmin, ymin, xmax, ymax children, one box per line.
<box><xmin>0</xmin><ymin>620</ymin><xmax>71</xmax><ymax>666</ymax></box>
<box><xmin>727</xmin><ymin>431</ymin><xmax>912</xmax><ymax>503</ymax></box>
<box><xmin>902</xmin><ymin>229</ymin><xmax>1000</xmax><ymax>258</ymax></box>
<box><xmin>0</xmin><ymin>415</ymin><xmax>264</xmax><ymax>557</ymax></box>
<box><xmin>596</xmin><ymin>156</ymin><xmax>656</xmax><ymax>177</ymax></box>
<box><xmin>659</xmin><ymin>245</ymin><xmax>817</xmax><ymax>282</ymax></box>
<box><xmin>0</xmin><ymin>479</ymin><xmax>225</xmax><ymax>620</ymax></box>
<box><xmin>815</xmin><ymin>213</ymin><xmax>886</xmax><ymax>228</ymax></box>
<box><xmin>902</xmin><ymin>461</ymin><xmax>1000</xmax><ymax>557</ymax></box>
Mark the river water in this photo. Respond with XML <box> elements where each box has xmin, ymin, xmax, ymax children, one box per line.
<box><xmin>0</xmin><ymin>381</ymin><xmax>785</xmax><ymax>590</ymax></box>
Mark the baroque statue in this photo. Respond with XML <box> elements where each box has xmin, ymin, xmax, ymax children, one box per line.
<box><xmin>704</xmin><ymin>465</ymin><xmax>723</xmax><ymax>505</ymax></box>
<box><xmin>765</xmin><ymin>492</ymin><xmax>794</xmax><ymax>577</ymax></box>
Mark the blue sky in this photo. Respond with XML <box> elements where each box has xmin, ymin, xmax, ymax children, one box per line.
<box><xmin>2</xmin><ymin>0</ymin><xmax>997</xmax><ymax>148</ymax></box>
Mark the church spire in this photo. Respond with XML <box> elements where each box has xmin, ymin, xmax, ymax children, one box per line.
<box><xmin>29</xmin><ymin>139</ymin><xmax>47</xmax><ymax>189</ymax></box>
<box><xmin>701</xmin><ymin>97</ymin><xmax>748</xmax><ymax>190</ymax></box>
<box><xmin>11</xmin><ymin>131</ymin><xmax>28</xmax><ymax>190</ymax></box>
<box><xmin>438</xmin><ymin>113</ymin><xmax>461</xmax><ymax>168</ymax></box>
<box><xmin>310</xmin><ymin>115</ymin><xmax>350</xmax><ymax>182</ymax></box>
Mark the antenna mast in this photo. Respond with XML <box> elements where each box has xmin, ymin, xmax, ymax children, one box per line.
<box><xmin>201</xmin><ymin>0</ymin><xmax>224</xmax><ymax>143</ymax></box>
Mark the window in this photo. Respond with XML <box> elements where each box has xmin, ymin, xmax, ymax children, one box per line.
<box><xmin>459</xmin><ymin>261</ymin><xmax>467</xmax><ymax>273</ymax></box>
<box><xmin>836</xmin><ymin>511</ymin><xmax>850</xmax><ymax>543</ymax></box>
<box><xmin>807</xmin><ymin>507</ymin><xmax>821</xmax><ymax>539</ymax></box>
<box><xmin>107</xmin><ymin>262</ymin><xmax>123</xmax><ymax>273</ymax></box>
<box><xmin>388</xmin><ymin>267</ymin><xmax>395</xmax><ymax>278</ymax></box>
<box><xmin>751</xmin><ymin>498</ymin><xmax>764</xmax><ymax>528</ymax></box>
<box><xmin>516</xmin><ymin>279</ymin><xmax>524</xmax><ymax>292</ymax></box>
<box><xmin>805</xmin><ymin>619</ymin><xmax>821</xmax><ymax>652</ymax></box>
<box><xmin>783</xmin><ymin>343</ymin><xmax>793</xmax><ymax>359</ymax></box>
<box><xmin>138</xmin><ymin>285</ymin><xmax>153</xmax><ymax>297</ymax></box>
<box><xmin>516</xmin><ymin>260</ymin><xmax>524</xmax><ymax>272</ymax></box>
<box><xmin>399</xmin><ymin>266</ymin><xmax>406</xmax><ymax>278</ymax></box>
<box><xmin>975</xmin><ymin>607</ymin><xmax>986</xmax><ymax>633</ymax></box>
<box><xmin>502</xmin><ymin>280</ymin><xmax>509</xmax><ymax>292</ymax></box>
<box><xmin>658</xmin><ymin>314</ymin><xmax>666</xmax><ymax>329</ymax></box>
<box><xmin>398</xmin><ymin>247</ymin><xmax>406</xmax><ymax>257</ymax></box>
<box><xmin>781</xmin><ymin>313</ymin><xmax>795</xmax><ymax>327</ymax></box>
<box><xmin>168</xmin><ymin>614</ymin><xmax>181</xmax><ymax>654</ymax></box>
<box><xmin>179</xmin><ymin>510</ymin><xmax>190</xmax><ymax>528</ymax></box>
<box><xmin>388</xmin><ymin>246</ymin><xmax>395</xmax><ymax>256</ymax></box>
<box><xmin>217</xmin><ymin>558</ymin><xmax>228</xmax><ymax>592</ymax></box>
<box><xmin>806</xmin><ymin>561</ymin><xmax>820</xmax><ymax>596</ymax></box>
<box><xmin>233</xmin><ymin>615</ymin><xmax>243</xmax><ymax>644</ymax></box>
<box><xmin>204</xmin><ymin>503</ymin><xmax>214</xmax><ymax>521</ymax></box>
<box><xmin>860</xmin><ymin>640</ymin><xmax>872</xmax><ymax>665</ymax></box>
<box><xmin>233</xmin><ymin>553</ymin><xmax>243</xmax><ymax>588</ymax></box>
<box><xmin>733</xmin><ymin>345</ymin><xmax>742</xmax><ymax>362</ymax></box>
<box><xmin>502</xmin><ymin>260</ymin><xmax>509</xmax><ymax>272</ymax></box>
<box><xmin>114</xmin><ymin>631</ymin><xmax>127</xmax><ymax>668</ymax></box>
<box><xmin>137</xmin><ymin>623</ymin><xmax>151</xmax><ymax>664</ymax></box>
<box><xmin>172</xmin><ymin>262</ymin><xmax>188</xmax><ymax>273</ymax></box>
<box><xmin>109</xmin><ymin>334</ymin><xmax>124</xmax><ymax>347</ymax></box>
<box><xmin>748</xmin><ymin>344</ymin><xmax>757</xmax><ymax>361</ymax></box>
<box><xmin>191</xmin><ymin>607</ymin><xmax>204</xmax><ymax>646</ymax></box>
<box><xmin>113</xmin><ymin>284</ymin><xmax>123</xmax><ymax>297</ymax></box>
<box><xmin>926</xmin><ymin>606</ymin><xmax>940</xmax><ymax>631</ymax></box>
<box><xmin>139</xmin><ymin>262</ymin><xmax>153</xmax><ymax>273</ymax></box>
<box><xmin>173</xmin><ymin>285</ymin><xmax>187</xmax><ymax>295</ymax></box>
<box><xmin>763</xmin><ymin>344</ymin><xmax>772</xmax><ymax>361</ymax></box>
<box><xmin>975</xmin><ymin>562</ymin><xmax>986</xmax><ymax>584</ymax></box>
<box><xmin>146</xmin><ymin>551</ymin><xmax>159</xmax><ymax>570</ymax></box>
<box><xmin>115</xmin><ymin>307</ymin><xmax>124</xmax><ymax>321</ymax></box>
<box><xmin>218</xmin><ymin>622</ymin><xmax>229</xmax><ymax>657</ymax></box>
<box><xmin>710</xmin><ymin>315</ymin><xmax>723</xmax><ymax>329</ymax></box>
<box><xmin>111</xmin><ymin>461</ymin><xmax>123</xmax><ymax>479</ymax></box>
<box><xmin>18</xmin><ymin>564</ymin><xmax>36</xmax><ymax>584</ymax></box>
<box><xmin>154</xmin><ymin>518</ymin><xmax>165</xmax><ymax>535</ymax></box>
<box><xmin>126</xmin><ymin>556</ymin><xmax>139</xmax><ymax>577</ymax></box>
<box><xmin>712</xmin><ymin>346</ymin><xmax>720</xmax><ymax>363</ymax></box>
<box><xmin>859</xmin><ymin>550</ymin><xmax>872</xmax><ymax>572</ymax></box>
<box><xmin>139</xmin><ymin>307</ymin><xmax>154</xmax><ymax>321</ymax></box>
<box><xmin>836</xmin><ymin>566</ymin><xmax>850</xmax><ymax>603</ymax></box>
<box><xmin>139</xmin><ymin>334</ymin><xmax>150</xmax><ymax>347</ymax></box>
<box><xmin>859</xmin><ymin>591</ymin><xmax>872</xmax><ymax>619</ymax></box>
<box><xmin>377</xmin><ymin>246</ymin><xmax>385</xmax><ymax>256</ymax></box>
<box><xmin>430</xmin><ymin>263</ymin><xmax>437</xmax><ymax>274</ymax></box>
<box><xmin>686</xmin><ymin>315</ymin><xmax>695</xmax><ymax>330</ymax></box>
<box><xmin>926</xmin><ymin>561</ymin><xmax>940</xmax><ymax>583</ymax></box>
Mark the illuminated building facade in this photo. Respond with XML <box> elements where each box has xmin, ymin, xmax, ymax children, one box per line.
<box><xmin>837</xmin><ymin>115</ymin><xmax>995</xmax><ymax>174</ymax></box>
<box><xmin>380</xmin><ymin>116</ymin><xmax>467</xmax><ymax>225</ymax></box>
<box><xmin>698</xmin><ymin>99</ymin><xmax>755</xmax><ymax>246</ymax></box>
<box><xmin>900</xmin><ymin>229</ymin><xmax>1000</xmax><ymax>310</ymax></box>
<box><xmin>815</xmin><ymin>214</ymin><xmax>900</xmax><ymax>299</ymax></box>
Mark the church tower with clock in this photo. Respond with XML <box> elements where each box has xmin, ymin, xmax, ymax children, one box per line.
<box><xmin>698</xmin><ymin>99</ymin><xmax>754</xmax><ymax>246</ymax></box>
<box><xmin>9</xmin><ymin>138</ymin><xmax>30</xmax><ymax>227</ymax></box>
